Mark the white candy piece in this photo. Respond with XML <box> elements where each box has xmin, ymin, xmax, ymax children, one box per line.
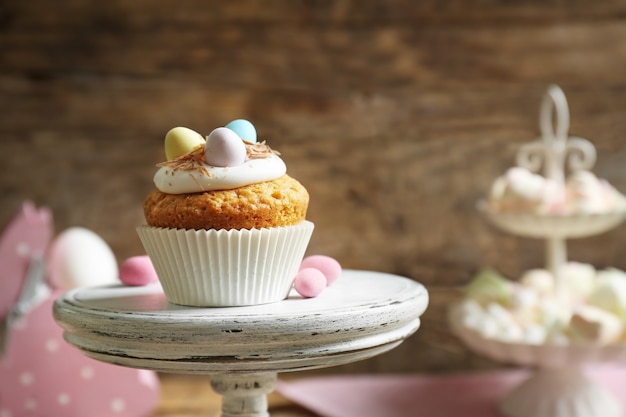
<box><xmin>488</xmin><ymin>167</ymin><xmax>567</xmax><ymax>213</ymax></box>
<box><xmin>523</xmin><ymin>323</ymin><xmax>548</xmax><ymax>345</ymax></box>
<box><xmin>457</xmin><ymin>299</ymin><xmax>484</xmax><ymax>325</ymax></box>
<box><xmin>559</xmin><ymin>262</ymin><xmax>595</xmax><ymax>302</ymax></box>
<box><xmin>519</xmin><ymin>268</ymin><xmax>554</xmax><ymax>296</ymax></box>
<box><xmin>588</xmin><ymin>268</ymin><xmax>626</xmax><ymax>320</ymax></box>
<box><xmin>510</xmin><ymin>286</ymin><xmax>540</xmax><ymax>311</ymax></box>
<box><xmin>506</xmin><ymin>167</ymin><xmax>545</xmax><ymax>200</ymax></box>
<box><xmin>47</xmin><ymin>227</ymin><xmax>119</xmax><ymax>290</ymax></box>
<box><xmin>545</xmin><ymin>329</ymin><xmax>571</xmax><ymax>346</ymax></box>
<box><xmin>486</xmin><ymin>302</ymin><xmax>524</xmax><ymax>342</ymax></box>
<box><xmin>569</xmin><ymin>305</ymin><xmax>624</xmax><ymax>345</ymax></box>
<box><xmin>536</xmin><ymin>299</ymin><xmax>572</xmax><ymax>330</ymax></box>
<box><xmin>204</xmin><ymin>127</ymin><xmax>247</xmax><ymax>167</ymax></box>
<box><xmin>566</xmin><ymin>170</ymin><xmax>609</xmax><ymax>213</ymax></box>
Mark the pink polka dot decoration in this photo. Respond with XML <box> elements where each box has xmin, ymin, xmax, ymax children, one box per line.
<box><xmin>293</xmin><ymin>255</ymin><xmax>342</xmax><ymax>298</ymax></box>
<box><xmin>0</xmin><ymin>291</ymin><xmax>160</xmax><ymax>417</ymax></box>
<box><xmin>119</xmin><ymin>255</ymin><xmax>158</xmax><ymax>286</ymax></box>
<box><xmin>0</xmin><ymin>202</ymin><xmax>160</xmax><ymax>417</ymax></box>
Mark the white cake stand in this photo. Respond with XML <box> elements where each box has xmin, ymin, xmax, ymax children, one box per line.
<box><xmin>454</xmin><ymin>86</ymin><xmax>626</xmax><ymax>417</ymax></box>
<box><xmin>54</xmin><ymin>270</ymin><xmax>428</xmax><ymax>417</ymax></box>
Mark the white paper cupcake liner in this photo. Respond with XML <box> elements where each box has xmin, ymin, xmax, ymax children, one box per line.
<box><xmin>136</xmin><ymin>221</ymin><xmax>314</xmax><ymax>307</ymax></box>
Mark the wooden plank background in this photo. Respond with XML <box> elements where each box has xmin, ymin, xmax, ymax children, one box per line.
<box><xmin>2</xmin><ymin>0</ymin><xmax>626</xmax><ymax>375</ymax></box>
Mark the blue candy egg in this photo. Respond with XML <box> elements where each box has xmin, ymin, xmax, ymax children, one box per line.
<box><xmin>225</xmin><ymin>119</ymin><xmax>257</xmax><ymax>143</ymax></box>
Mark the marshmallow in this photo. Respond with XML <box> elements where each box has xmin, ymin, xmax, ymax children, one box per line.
<box><xmin>569</xmin><ymin>305</ymin><xmax>624</xmax><ymax>345</ymax></box>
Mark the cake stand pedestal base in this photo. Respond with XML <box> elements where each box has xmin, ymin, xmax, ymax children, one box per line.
<box><xmin>500</xmin><ymin>367</ymin><xmax>621</xmax><ymax>417</ymax></box>
<box><xmin>210</xmin><ymin>373</ymin><xmax>277</xmax><ymax>417</ymax></box>
<box><xmin>53</xmin><ymin>270</ymin><xmax>428</xmax><ymax>417</ymax></box>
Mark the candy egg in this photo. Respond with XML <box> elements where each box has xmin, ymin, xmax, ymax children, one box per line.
<box><xmin>205</xmin><ymin>127</ymin><xmax>247</xmax><ymax>167</ymax></box>
<box><xmin>47</xmin><ymin>227</ymin><xmax>119</xmax><ymax>290</ymax></box>
<box><xmin>299</xmin><ymin>255</ymin><xmax>342</xmax><ymax>286</ymax></box>
<box><xmin>119</xmin><ymin>255</ymin><xmax>158</xmax><ymax>286</ymax></box>
<box><xmin>225</xmin><ymin>119</ymin><xmax>257</xmax><ymax>143</ymax></box>
<box><xmin>294</xmin><ymin>268</ymin><xmax>327</xmax><ymax>298</ymax></box>
<box><xmin>165</xmin><ymin>127</ymin><xmax>205</xmax><ymax>160</ymax></box>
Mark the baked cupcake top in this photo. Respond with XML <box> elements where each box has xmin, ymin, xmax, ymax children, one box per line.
<box><xmin>144</xmin><ymin>120</ymin><xmax>309</xmax><ymax>230</ymax></box>
<box><xmin>154</xmin><ymin>120</ymin><xmax>286</xmax><ymax>194</ymax></box>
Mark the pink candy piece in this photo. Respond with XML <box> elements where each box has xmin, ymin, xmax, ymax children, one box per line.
<box><xmin>294</xmin><ymin>268</ymin><xmax>327</xmax><ymax>298</ymax></box>
<box><xmin>119</xmin><ymin>256</ymin><xmax>159</xmax><ymax>286</ymax></box>
<box><xmin>300</xmin><ymin>255</ymin><xmax>342</xmax><ymax>286</ymax></box>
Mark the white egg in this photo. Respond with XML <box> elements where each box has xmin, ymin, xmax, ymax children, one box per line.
<box><xmin>204</xmin><ymin>127</ymin><xmax>247</xmax><ymax>167</ymax></box>
<box><xmin>47</xmin><ymin>227</ymin><xmax>119</xmax><ymax>290</ymax></box>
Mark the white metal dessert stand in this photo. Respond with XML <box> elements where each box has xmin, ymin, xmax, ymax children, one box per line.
<box><xmin>451</xmin><ymin>313</ymin><xmax>626</xmax><ymax>417</ymax></box>
<box><xmin>54</xmin><ymin>269</ymin><xmax>428</xmax><ymax>417</ymax></box>
<box><xmin>453</xmin><ymin>85</ymin><xmax>626</xmax><ymax>417</ymax></box>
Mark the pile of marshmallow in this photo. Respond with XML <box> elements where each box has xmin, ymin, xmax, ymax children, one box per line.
<box><xmin>455</xmin><ymin>263</ymin><xmax>626</xmax><ymax>346</ymax></box>
<box><xmin>488</xmin><ymin>167</ymin><xmax>626</xmax><ymax>215</ymax></box>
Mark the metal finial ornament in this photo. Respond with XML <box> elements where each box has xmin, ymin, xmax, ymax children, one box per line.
<box><xmin>516</xmin><ymin>86</ymin><xmax>598</xmax><ymax>298</ymax></box>
<box><xmin>516</xmin><ymin>85</ymin><xmax>596</xmax><ymax>185</ymax></box>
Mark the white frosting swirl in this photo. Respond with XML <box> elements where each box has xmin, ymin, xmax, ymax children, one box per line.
<box><xmin>154</xmin><ymin>154</ymin><xmax>286</xmax><ymax>194</ymax></box>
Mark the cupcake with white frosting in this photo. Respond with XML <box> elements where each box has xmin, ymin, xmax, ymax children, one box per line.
<box><xmin>137</xmin><ymin>120</ymin><xmax>313</xmax><ymax>307</ymax></box>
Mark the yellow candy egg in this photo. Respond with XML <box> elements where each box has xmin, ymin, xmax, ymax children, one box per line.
<box><xmin>164</xmin><ymin>127</ymin><xmax>205</xmax><ymax>160</ymax></box>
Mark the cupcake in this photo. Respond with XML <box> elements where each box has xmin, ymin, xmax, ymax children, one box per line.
<box><xmin>137</xmin><ymin>120</ymin><xmax>314</xmax><ymax>307</ymax></box>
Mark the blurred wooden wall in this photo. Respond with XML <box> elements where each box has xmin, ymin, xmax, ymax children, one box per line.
<box><xmin>2</xmin><ymin>0</ymin><xmax>626</xmax><ymax>374</ymax></box>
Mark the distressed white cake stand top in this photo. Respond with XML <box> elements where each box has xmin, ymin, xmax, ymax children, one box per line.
<box><xmin>54</xmin><ymin>269</ymin><xmax>428</xmax><ymax>417</ymax></box>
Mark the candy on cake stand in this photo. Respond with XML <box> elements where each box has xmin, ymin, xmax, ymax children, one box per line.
<box><xmin>454</xmin><ymin>85</ymin><xmax>626</xmax><ymax>417</ymax></box>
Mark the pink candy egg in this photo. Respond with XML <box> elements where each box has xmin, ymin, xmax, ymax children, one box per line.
<box><xmin>204</xmin><ymin>127</ymin><xmax>247</xmax><ymax>167</ymax></box>
<box><xmin>294</xmin><ymin>268</ymin><xmax>327</xmax><ymax>298</ymax></box>
<box><xmin>299</xmin><ymin>255</ymin><xmax>342</xmax><ymax>286</ymax></box>
<box><xmin>119</xmin><ymin>256</ymin><xmax>158</xmax><ymax>286</ymax></box>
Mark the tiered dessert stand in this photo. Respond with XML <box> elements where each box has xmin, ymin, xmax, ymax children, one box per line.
<box><xmin>452</xmin><ymin>85</ymin><xmax>626</xmax><ymax>417</ymax></box>
<box><xmin>54</xmin><ymin>270</ymin><xmax>428</xmax><ymax>417</ymax></box>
